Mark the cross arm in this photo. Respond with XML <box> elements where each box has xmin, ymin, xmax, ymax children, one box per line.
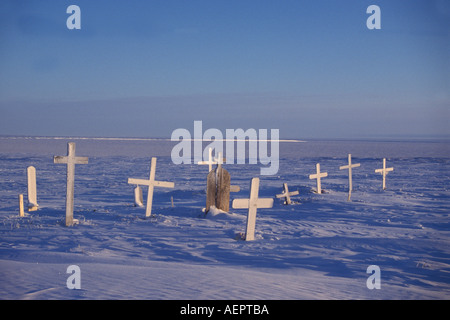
<box><xmin>230</xmin><ymin>185</ymin><xmax>240</xmax><ymax>193</ymax></box>
<box><xmin>309</xmin><ymin>172</ymin><xmax>328</xmax><ymax>179</ymax></box>
<box><xmin>232</xmin><ymin>198</ymin><xmax>273</xmax><ymax>209</ymax></box>
<box><xmin>375</xmin><ymin>167</ymin><xmax>393</xmax><ymax>173</ymax></box>
<box><xmin>128</xmin><ymin>178</ymin><xmax>150</xmax><ymax>186</ymax></box>
<box><xmin>256</xmin><ymin>198</ymin><xmax>274</xmax><ymax>208</ymax></box>
<box><xmin>232</xmin><ymin>199</ymin><xmax>249</xmax><ymax>209</ymax></box>
<box><xmin>198</xmin><ymin>160</ymin><xmax>215</xmax><ymax>165</ymax></box>
<box><xmin>128</xmin><ymin>178</ymin><xmax>174</xmax><ymax>188</ymax></box>
<box><xmin>340</xmin><ymin>163</ymin><xmax>360</xmax><ymax>170</ymax></box>
<box><xmin>75</xmin><ymin>157</ymin><xmax>89</xmax><ymax>164</ymax></box>
<box><xmin>53</xmin><ymin>156</ymin><xmax>89</xmax><ymax>164</ymax></box>
<box><xmin>154</xmin><ymin>180</ymin><xmax>175</xmax><ymax>188</ymax></box>
<box><xmin>53</xmin><ymin>156</ymin><xmax>68</xmax><ymax>164</ymax></box>
<box><xmin>276</xmin><ymin>190</ymin><xmax>299</xmax><ymax>198</ymax></box>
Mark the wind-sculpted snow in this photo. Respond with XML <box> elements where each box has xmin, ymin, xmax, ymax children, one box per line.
<box><xmin>0</xmin><ymin>137</ymin><xmax>449</xmax><ymax>299</ymax></box>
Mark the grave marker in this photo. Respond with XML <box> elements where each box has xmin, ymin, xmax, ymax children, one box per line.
<box><xmin>206</xmin><ymin>152</ymin><xmax>229</xmax><ymax>212</ymax></box>
<box><xmin>54</xmin><ymin>142</ymin><xmax>89</xmax><ymax>226</ymax></box>
<box><xmin>205</xmin><ymin>152</ymin><xmax>238</xmax><ymax>213</ymax></box>
<box><xmin>339</xmin><ymin>153</ymin><xmax>360</xmax><ymax>201</ymax></box>
<box><xmin>134</xmin><ymin>185</ymin><xmax>144</xmax><ymax>207</ymax></box>
<box><xmin>276</xmin><ymin>183</ymin><xmax>299</xmax><ymax>205</ymax></box>
<box><xmin>198</xmin><ymin>147</ymin><xmax>216</xmax><ymax>172</ymax></box>
<box><xmin>214</xmin><ymin>151</ymin><xmax>226</xmax><ymax>165</ymax></box>
<box><xmin>19</xmin><ymin>194</ymin><xmax>25</xmax><ymax>217</ymax></box>
<box><xmin>232</xmin><ymin>178</ymin><xmax>273</xmax><ymax>241</ymax></box>
<box><xmin>128</xmin><ymin>157</ymin><xmax>174</xmax><ymax>217</ymax></box>
<box><xmin>375</xmin><ymin>158</ymin><xmax>393</xmax><ymax>190</ymax></box>
<box><xmin>309</xmin><ymin>163</ymin><xmax>328</xmax><ymax>194</ymax></box>
<box><xmin>27</xmin><ymin>166</ymin><xmax>38</xmax><ymax>211</ymax></box>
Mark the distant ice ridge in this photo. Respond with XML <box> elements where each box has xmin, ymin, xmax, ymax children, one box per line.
<box><xmin>0</xmin><ymin>136</ymin><xmax>306</xmax><ymax>143</ymax></box>
<box><xmin>0</xmin><ymin>136</ymin><xmax>171</xmax><ymax>141</ymax></box>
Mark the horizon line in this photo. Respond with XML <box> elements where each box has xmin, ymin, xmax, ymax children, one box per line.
<box><xmin>0</xmin><ymin>136</ymin><xmax>306</xmax><ymax>143</ymax></box>
<box><xmin>1</xmin><ymin>135</ymin><xmax>449</xmax><ymax>143</ymax></box>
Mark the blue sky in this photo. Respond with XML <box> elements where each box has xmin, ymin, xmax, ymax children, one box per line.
<box><xmin>0</xmin><ymin>0</ymin><xmax>449</xmax><ymax>139</ymax></box>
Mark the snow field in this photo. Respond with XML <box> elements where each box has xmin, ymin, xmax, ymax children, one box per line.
<box><xmin>1</xmin><ymin>138</ymin><xmax>449</xmax><ymax>299</ymax></box>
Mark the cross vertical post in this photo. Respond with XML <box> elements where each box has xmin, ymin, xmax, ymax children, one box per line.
<box><xmin>147</xmin><ymin>157</ymin><xmax>157</xmax><ymax>216</ymax></box>
<box><xmin>375</xmin><ymin>158</ymin><xmax>393</xmax><ymax>190</ymax></box>
<box><xmin>54</xmin><ymin>142</ymin><xmax>89</xmax><ymax>226</ymax></box>
<box><xmin>232</xmin><ymin>178</ymin><xmax>273</xmax><ymax>241</ymax></box>
<box><xmin>246</xmin><ymin>178</ymin><xmax>260</xmax><ymax>240</ymax></box>
<box><xmin>309</xmin><ymin>163</ymin><xmax>328</xmax><ymax>194</ymax></box>
<box><xmin>339</xmin><ymin>154</ymin><xmax>360</xmax><ymax>201</ymax></box>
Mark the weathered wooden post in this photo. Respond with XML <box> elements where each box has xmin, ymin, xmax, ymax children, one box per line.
<box><xmin>205</xmin><ymin>152</ymin><xmax>239</xmax><ymax>213</ymax></box>
<box><xmin>206</xmin><ymin>152</ymin><xmax>230</xmax><ymax>212</ymax></box>
<box><xmin>54</xmin><ymin>142</ymin><xmax>89</xmax><ymax>226</ymax></box>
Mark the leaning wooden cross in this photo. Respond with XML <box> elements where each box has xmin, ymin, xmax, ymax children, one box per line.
<box><xmin>309</xmin><ymin>163</ymin><xmax>328</xmax><ymax>194</ymax></box>
<box><xmin>375</xmin><ymin>158</ymin><xmax>394</xmax><ymax>190</ymax></box>
<box><xmin>27</xmin><ymin>166</ymin><xmax>39</xmax><ymax>211</ymax></box>
<box><xmin>128</xmin><ymin>157</ymin><xmax>174</xmax><ymax>217</ymax></box>
<box><xmin>54</xmin><ymin>142</ymin><xmax>89</xmax><ymax>226</ymax></box>
<box><xmin>232</xmin><ymin>178</ymin><xmax>273</xmax><ymax>241</ymax></box>
<box><xmin>339</xmin><ymin>154</ymin><xmax>360</xmax><ymax>201</ymax></box>
<box><xmin>276</xmin><ymin>183</ymin><xmax>299</xmax><ymax>205</ymax></box>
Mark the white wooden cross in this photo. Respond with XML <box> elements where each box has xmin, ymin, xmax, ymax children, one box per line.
<box><xmin>54</xmin><ymin>142</ymin><xmax>89</xmax><ymax>226</ymax></box>
<box><xmin>198</xmin><ymin>147</ymin><xmax>217</xmax><ymax>172</ymax></box>
<box><xmin>309</xmin><ymin>163</ymin><xmax>328</xmax><ymax>194</ymax></box>
<box><xmin>213</xmin><ymin>152</ymin><xmax>237</xmax><ymax>192</ymax></box>
<box><xmin>128</xmin><ymin>157</ymin><xmax>174</xmax><ymax>217</ymax></box>
<box><xmin>375</xmin><ymin>158</ymin><xmax>394</xmax><ymax>190</ymax></box>
<box><xmin>339</xmin><ymin>153</ymin><xmax>360</xmax><ymax>201</ymax></box>
<box><xmin>27</xmin><ymin>166</ymin><xmax>38</xmax><ymax>211</ymax></box>
<box><xmin>232</xmin><ymin>178</ymin><xmax>273</xmax><ymax>241</ymax></box>
<box><xmin>214</xmin><ymin>151</ymin><xmax>226</xmax><ymax>166</ymax></box>
<box><xmin>276</xmin><ymin>183</ymin><xmax>299</xmax><ymax>205</ymax></box>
